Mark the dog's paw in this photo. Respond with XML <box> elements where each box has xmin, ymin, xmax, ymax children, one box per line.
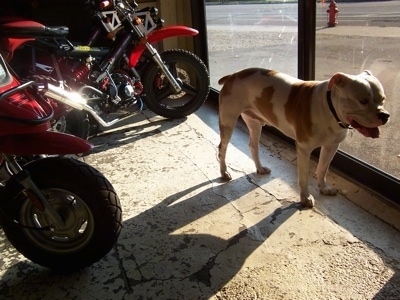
<box><xmin>300</xmin><ymin>194</ymin><xmax>315</xmax><ymax>207</ymax></box>
<box><xmin>221</xmin><ymin>171</ymin><xmax>232</xmax><ymax>181</ymax></box>
<box><xmin>319</xmin><ymin>184</ymin><xmax>338</xmax><ymax>196</ymax></box>
<box><xmin>256</xmin><ymin>166</ymin><xmax>271</xmax><ymax>175</ymax></box>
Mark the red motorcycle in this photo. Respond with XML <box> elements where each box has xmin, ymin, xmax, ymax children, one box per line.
<box><xmin>0</xmin><ymin>0</ymin><xmax>209</xmax><ymax>139</ymax></box>
<box><xmin>0</xmin><ymin>54</ymin><xmax>122</xmax><ymax>271</ymax></box>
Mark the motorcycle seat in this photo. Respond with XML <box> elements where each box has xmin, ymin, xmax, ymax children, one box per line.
<box><xmin>0</xmin><ymin>19</ymin><xmax>69</xmax><ymax>37</ymax></box>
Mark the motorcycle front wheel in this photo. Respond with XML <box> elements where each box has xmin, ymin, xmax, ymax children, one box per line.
<box><xmin>142</xmin><ymin>49</ymin><xmax>210</xmax><ymax>118</ymax></box>
<box><xmin>0</xmin><ymin>157</ymin><xmax>122</xmax><ymax>271</ymax></box>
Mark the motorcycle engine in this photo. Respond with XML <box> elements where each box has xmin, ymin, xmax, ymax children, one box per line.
<box><xmin>100</xmin><ymin>71</ymin><xmax>143</xmax><ymax>112</ymax></box>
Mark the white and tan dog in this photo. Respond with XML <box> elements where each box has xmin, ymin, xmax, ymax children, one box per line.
<box><xmin>218</xmin><ymin>68</ymin><xmax>390</xmax><ymax>207</ymax></box>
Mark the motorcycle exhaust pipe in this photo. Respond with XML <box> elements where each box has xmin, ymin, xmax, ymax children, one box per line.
<box><xmin>43</xmin><ymin>83</ymin><xmax>139</xmax><ymax>128</ymax></box>
<box><xmin>43</xmin><ymin>83</ymin><xmax>88</xmax><ymax>111</ymax></box>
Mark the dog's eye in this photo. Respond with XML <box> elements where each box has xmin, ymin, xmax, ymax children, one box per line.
<box><xmin>359</xmin><ymin>99</ymin><xmax>369</xmax><ymax>105</ymax></box>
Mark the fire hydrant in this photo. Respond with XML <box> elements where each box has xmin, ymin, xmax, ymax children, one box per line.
<box><xmin>327</xmin><ymin>0</ymin><xmax>339</xmax><ymax>27</ymax></box>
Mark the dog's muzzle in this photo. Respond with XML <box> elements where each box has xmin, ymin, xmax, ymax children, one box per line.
<box><xmin>378</xmin><ymin>111</ymin><xmax>390</xmax><ymax>125</ymax></box>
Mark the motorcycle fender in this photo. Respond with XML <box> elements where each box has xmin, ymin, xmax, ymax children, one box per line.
<box><xmin>129</xmin><ymin>25</ymin><xmax>199</xmax><ymax>66</ymax></box>
<box><xmin>2</xmin><ymin>37</ymin><xmax>35</xmax><ymax>61</ymax></box>
<box><xmin>0</xmin><ymin>131</ymin><xmax>93</xmax><ymax>155</ymax></box>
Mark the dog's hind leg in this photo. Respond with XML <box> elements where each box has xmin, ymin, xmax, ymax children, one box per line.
<box><xmin>218</xmin><ymin>112</ymin><xmax>239</xmax><ymax>181</ymax></box>
<box><xmin>241</xmin><ymin>113</ymin><xmax>271</xmax><ymax>175</ymax></box>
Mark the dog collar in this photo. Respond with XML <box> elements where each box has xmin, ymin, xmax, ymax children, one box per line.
<box><xmin>326</xmin><ymin>90</ymin><xmax>353</xmax><ymax>129</ymax></box>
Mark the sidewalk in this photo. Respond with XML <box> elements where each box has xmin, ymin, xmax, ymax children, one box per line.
<box><xmin>318</xmin><ymin>25</ymin><xmax>400</xmax><ymax>38</ymax></box>
<box><xmin>0</xmin><ymin>102</ymin><xmax>399</xmax><ymax>299</ymax></box>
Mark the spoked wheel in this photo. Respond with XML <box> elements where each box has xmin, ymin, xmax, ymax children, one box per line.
<box><xmin>0</xmin><ymin>157</ymin><xmax>122</xmax><ymax>271</ymax></box>
<box><xmin>142</xmin><ymin>49</ymin><xmax>210</xmax><ymax>118</ymax></box>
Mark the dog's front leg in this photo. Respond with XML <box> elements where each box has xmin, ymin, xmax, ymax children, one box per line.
<box><xmin>296</xmin><ymin>144</ymin><xmax>315</xmax><ymax>207</ymax></box>
<box><xmin>316</xmin><ymin>144</ymin><xmax>340</xmax><ymax>196</ymax></box>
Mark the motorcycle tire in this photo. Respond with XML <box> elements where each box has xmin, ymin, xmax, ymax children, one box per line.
<box><xmin>27</xmin><ymin>75</ymin><xmax>90</xmax><ymax>140</ymax></box>
<box><xmin>141</xmin><ymin>49</ymin><xmax>210</xmax><ymax>119</ymax></box>
<box><xmin>0</xmin><ymin>157</ymin><xmax>122</xmax><ymax>271</ymax></box>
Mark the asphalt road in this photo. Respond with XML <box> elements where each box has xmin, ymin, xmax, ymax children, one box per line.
<box><xmin>206</xmin><ymin>1</ymin><xmax>400</xmax><ymax>27</ymax></box>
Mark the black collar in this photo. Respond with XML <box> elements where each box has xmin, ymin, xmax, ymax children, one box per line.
<box><xmin>326</xmin><ymin>90</ymin><xmax>353</xmax><ymax>129</ymax></box>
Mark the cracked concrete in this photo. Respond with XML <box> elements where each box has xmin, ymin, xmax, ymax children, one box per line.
<box><xmin>0</xmin><ymin>102</ymin><xmax>400</xmax><ymax>299</ymax></box>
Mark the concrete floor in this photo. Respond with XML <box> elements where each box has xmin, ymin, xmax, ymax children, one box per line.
<box><xmin>1</xmin><ymin>101</ymin><xmax>400</xmax><ymax>299</ymax></box>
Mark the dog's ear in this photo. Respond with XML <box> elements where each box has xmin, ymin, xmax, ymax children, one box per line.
<box><xmin>328</xmin><ymin>72</ymin><xmax>347</xmax><ymax>90</ymax></box>
<box><xmin>218</xmin><ymin>75</ymin><xmax>231</xmax><ymax>85</ymax></box>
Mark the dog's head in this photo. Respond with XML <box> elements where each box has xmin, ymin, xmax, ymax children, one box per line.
<box><xmin>328</xmin><ymin>70</ymin><xmax>390</xmax><ymax>138</ymax></box>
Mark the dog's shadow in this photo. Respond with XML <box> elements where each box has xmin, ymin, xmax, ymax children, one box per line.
<box><xmin>0</xmin><ymin>175</ymin><xmax>302</xmax><ymax>299</ymax></box>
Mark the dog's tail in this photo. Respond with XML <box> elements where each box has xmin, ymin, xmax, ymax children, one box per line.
<box><xmin>218</xmin><ymin>74</ymin><xmax>231</xmax><ymax>85</ymax></box>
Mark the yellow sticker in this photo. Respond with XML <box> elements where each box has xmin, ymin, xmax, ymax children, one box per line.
<box><xmin>76</xmin><ymin>46</ymin><xmax>91</xmax><ymax>51</ymax></box>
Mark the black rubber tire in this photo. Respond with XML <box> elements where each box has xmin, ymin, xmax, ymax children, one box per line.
<box><xmin>0</xmin><ymin>157</ymin><xmax>122</xmax><ymax>271</ymax></box>
<box><xmin>142</xmin><ymin>49</ymin><xmax>210</xmax><ymax>118</ymax></box>
<box><xmin>27</xmin><ymin>75</ymin><xmax>90</xmax><ymax>140</ymax></box>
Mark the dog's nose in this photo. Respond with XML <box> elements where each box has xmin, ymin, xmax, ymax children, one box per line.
<box><xmin>378</xmin><ymin>111</ymin><xmax>390</xmax><ymax>124</ymax></box>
